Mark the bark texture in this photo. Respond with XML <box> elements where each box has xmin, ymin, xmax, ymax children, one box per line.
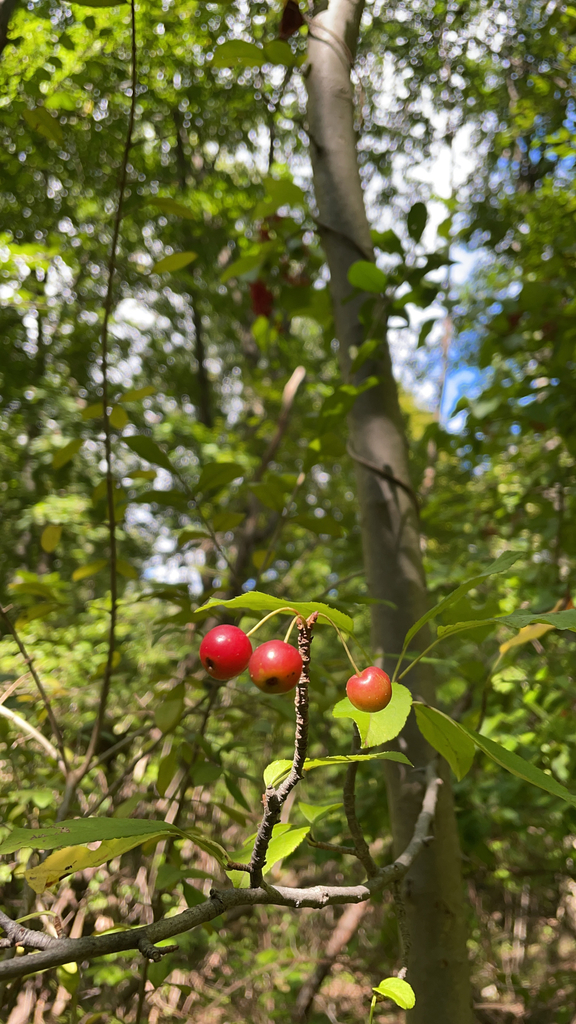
<box><xmin>306</xmin><ymin>3</ymin><xmax>475</xmax><ymax>1020</ymax></box>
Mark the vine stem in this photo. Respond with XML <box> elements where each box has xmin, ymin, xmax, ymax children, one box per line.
<box><xmin>58</xmin><ymin>0</ymin><xmax>138</xmax><ymax>818</ymax></box>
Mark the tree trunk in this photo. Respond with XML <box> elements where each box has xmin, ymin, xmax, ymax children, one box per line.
<box><xmin>306</xmin><ymin>4</ymin><xmax>475</xmax><ymax>1021</ymax></box>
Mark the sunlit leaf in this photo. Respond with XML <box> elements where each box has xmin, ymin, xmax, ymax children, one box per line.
<box><xmin>196</xmin><ymin>591</ymin><xmax>354</xmax><ymax>632</ymax></box>
<box><xmin>212</xmin><ymin>40</ymin><xmax>265</xmax><ymax>68</ymax></box>
<box><xmin>152</xmin><ymin>251</ymin><xmax>197</xmax><ymax>273</ymax></box>
<box><xmin>373</xmin><ymin>977</ymin><xmax>416</xmax><ymax>1010</ymax></box>
<box><xmin>332</xmin><ymin>685</ymin><xmax>412</xmax><ymax>747</ymax></box>
<box><xmin>72</xmin><ymin>559</ymin><xmax>108</xmax><ymax>582</ymax></box>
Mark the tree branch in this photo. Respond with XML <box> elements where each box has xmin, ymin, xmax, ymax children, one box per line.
<box><xmin>0</xmin><ymin>766</ymin><xmax>441</xmax><ymax>982</ymax></box>
<box><xmin>249</xmin><ymin>612</ymin><xmax>315</xmax><ymax>887</ymax></box>
<box><xmin>342</xmin><ymin>724</ymin><xmax>378</xmax><ymax>877</ymax></box>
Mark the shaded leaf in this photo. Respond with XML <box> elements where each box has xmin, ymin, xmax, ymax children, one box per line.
<box><xmin>347</xmin><ymin>261</ymin><xmax>387</xmax><ymax>293</ymax></box>
<box><xmin>109</xmin><ymin>405</ymin><xmax>129</xmax><ymax>429</ymax></box>
<box><xmin>149</xmin><ymin>199</ymin><xmax>196</xmax><ymax>220</ymax></box>
<box><xmin>124</xmin><ymin>435</ymin><xmax>174</xmax><ymax>472</ymax></box>
<box><xmin>52</xmin><ymin>439</ymin><xmax>82</xmax><ymax>470</ymax></box>
<box><xmin>72</xmin><ymin>559</ymin><xmax>108</xmax><ymax>582</ymax></box>
<box><xmin>407</xmin><ymin>201</ymin><xmax>427</xmax><ymax>242</ymax></box>
<box><xmin>298</xmin><ymin>801</ymin><xmax>343</xmax><ymax>824</ymax></box>
<box><xmin>197</xmin><ymin>462</ymin><xmax>244</xmax><ymax>494</ymax></box>
<box><xmin>23</xmin><ymin>107</ymin><xmax>63</xmax><ymax>144</ymax></box>
<box><xmin>413</xmin><ymin>703</ymin><xmax>475</xmax><ymax>780</ymax></box>
<box><xmin>155</xmin><ymin>683</ymin><xmax>185</xmax><ymax>733</ymax></box>
<box><xmin>119</xmin><ymin>385</ymin><xmax>156</xmax><ymax>403</ymax></box>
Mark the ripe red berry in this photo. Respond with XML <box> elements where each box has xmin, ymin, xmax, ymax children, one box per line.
<box><xmin>346</xmin><ymin>667</ymin><xmax>392</xmax><ymax>713</ymax></box>
<box><xmin>248</xmin><ymin>640</ymin><xmax>303</xmax><ymax>694</ymax></box>
<box><xmin>199</xmin><ymin>625</ymin><xmax>252</xmax><ymax>681</ymax></box>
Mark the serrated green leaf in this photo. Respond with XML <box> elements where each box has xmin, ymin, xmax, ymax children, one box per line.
<box><xmin>462</xmin><ymin>725</ymin><xmax>576</xmax><ymax>805</ymax></box>
<box><xmin>52</xmin><ymin>439</ymin><xmax>83</xmax><ymax>469</ymax></box>
<box><xmin>413</xmin><ymin>703</ymin><xmax>475</xmax><ymax>780</ymax></box>
<box><xmin>124</xmin><ymin>435</ymin><xmax>174</xmax><ymax>472</ymax></box>
<box><xmin>263</xmin><ymin>751</ymin><xmax>411</xmax><ymax>788</ymax></box>
<box><xmin>332</xmin><ymin>684</ymin><xmax>412</xmax><ymax>747</ymax></box>
<box><xmin>195</xmin><ymin>591</ymin><xmax>354</xmax><ymax>632</ymax></box>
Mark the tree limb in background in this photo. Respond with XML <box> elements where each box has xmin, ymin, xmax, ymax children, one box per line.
<box><xmin>294</xmin><ymin>901</ymin><xmax>370</xmax><ymax>1022</ymax></box>
<box><xmin>0</xmin><ymin>767</ymin><xmax>441</xmax><ymax>981</ymax></box>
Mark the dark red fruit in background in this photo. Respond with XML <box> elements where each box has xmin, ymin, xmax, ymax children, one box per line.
<box><xmin>346</xmin><ymin>666</ymin><xmax>392</xmax><ymax>713</ymax></box>
<box><xmin>250</xmin><ymin>280</ymin><xmax>274</xmax><ymax>318</ymax></box>
<box><xmin>279</xmin><ymin>0</ymin><xmax>305</xmax><ymax>40</ymax></box>
<box><xmin>200</xmin><ymin>625</ymin><xmax>252</xmax><ymax>681</ymax></box>
<box><xmin>248</xmin><ymin>640</ymin><xmax>303</xmax><ymax>694</ymax></box>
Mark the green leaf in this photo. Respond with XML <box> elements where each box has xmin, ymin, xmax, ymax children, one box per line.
<box><xmin>212</xmin><ymin>40</ymin><xmax>265</xmax><ymax>68</ymax></box>
<box><xmin>263</xmin><ymin>40</ymin><xmax>295</xmax><ymax>65</ymax></box>
<box><xmin>69</xmin><ymin>0</ymin><xmax>126</xmax><ymax>6</ymax></box>
<box><xmin>0</xmin><ymin>817</ymin><xmax>183</xmax><ymax>856</ymax></box>
<box><xmin>249</xmin><ymin>480</ymin><xmax>288</xmax><ymax>512</ymax></box>
<box><xmin>81</xmin><ymin>402</ymin><xmax>104</xmax><ymax>420</ymax></box>
<box><xmin>373</xmin><ymin>977</ymin><xmax>416</xmax><ymax>1010</ymax></box>
<box><xmin>212</xmin><ymin>511</ymin><xmax>245</xmax><ymax>532</ymax></box>
<box><xmin>221</xmin><ymin>253</ymin><xmax>265</xmax><ymax>283</ymax></box>
<box><xmin>119</xmin><ymin>385</ymin><xmax>156</xmax><ymax>403</ymax></box>
<box><xmin>347</xmin><ymin>261</ymin><xmax>387</xmax><ymax>293</ymax></box>
<box><xmin>402</xmin><ymin>551</ymin><xmax>519</xmax><ymax>651</ymax></box>
<box><xmin>462</xmin><ymin>725</ymin><xmax>576</xmax><ymax>805</ymax></box>
<box><xmin>350</xmin><ymin>339</ymin><xmax>379</xmax><ymax>374</ymax></box>
<box><xmin>418</xmin><ymin>319</ymin><xmax>436</xmax><ymax>348</ymax></box>
<box><xmin>254</xmin><ymin>177</ymin><xmax>305</xmax><ymax>217</ymax></box>
<box><xmin>298</xmin><ymin>801</ymin><xmax>343</xmax><ymax>824</ymax></box>
<box><xmin>197</xmin><ymin>462</ymin><xmax>244</xmax><ymax>494</ymax></box>
<box><xmin>155</xmin><ymin>683</ymin><xmax>185</xmax><ymax>733</ymax></box>
<box><xmin>263</xmin><ymin>751</ymin><xmax>411</xmax><ymax>788</ymax></box>
<box><xmin>132</xmin><ymin>489</ymin><xmax>188</xmax><ymax>509</ymax></box>
<box><xmin>407</xmin><ymin>201</ymin><xmax>427</xmax><ymax>242</ymax></box>
<box><xmin>195</xmin><ymin>592</ymin><xmax>354</xmax><ymax>632</ymax></box>
<box><xmin>332</xmin><ymin>684</ymin><xmax>413</xmax><ymax>747</ymax></box>
<box><xmin>15</xmin><ymin>603</ymin><xmax>59</xmax><ymax>628</ymax></box>
<box><xmin>371</xmin><ymin>229</ymin><xmax>404</xmax><ymax>255</ymax></box>
<box><xmin>225</xmin><ymin>774</ymin><xmax>251</xmax><ymax>812</ymax></box>
<box><xmin>227</xmin><ymin>824</ymin><xmax>310</xmax><ymax>887</ymax></box>
<box><xmin>40</xmin><ymin>525</ymin><xmax>62</xmax><ymax>553</ymax></box>
<box><xmin>152</xmin><ymin>252</ymin><xmax>197</xmax><ymax>273</ymax></box>
<box><xmin>149</xmin><ymin>199</ymin><xmax>196</xmax><ymax>220</ymax></box>
<box><xmin>109</xmin><ymin>406</ymin><xmax>129</xmax><ymax>429</ymax></box>
<box><xmin>52</xmin><ymin>439</ymin><xmax>82</xmax><ymax>470</ymax></box>
<box><xmin>116</xmin><ymin>559</ymin><xmax>138</xmax><ymax>580</ymax></box>
<box><xmin>413</xmin><ymin>704</ymin><xmax>475</xmax><ymax>780</ymax></box>
<box><xmin>124</xmin><ymin>435</ymin><xmax>174</xmax><ymax>472</ymax></box>
<box><xmin>157</xmin><ymin>747</ymin><xmax>179</xmax><ymax>797</ymax></box>
<box><xmin>72</xmin><ymin>559</ymin><xmax>108</xmax><ymax>582</ymax></box>
<box><xmin>23</xmin><ymin>107</ymin><xmax>63</xmax><ymax>144</ymax></box>
<box><xmin>291</xmin><ymin>513</ymin><xmax>344</xmax><ymax>538</ymax></box>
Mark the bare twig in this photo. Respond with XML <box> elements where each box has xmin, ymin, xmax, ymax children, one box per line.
<box><xmin>249</xmin><ymin>612</ymin><xmax>315</xmax><ymax>887</ymax></box>
<box><xmin>307</xmin><ymin>836</ymin><xmax>357</xmax><ymax>856</ymax></box>
<box><xmin>0</xmin><ymin>767</ymin><xmax>441</xmax><ymax>983</ymax></box>
<box><xmin>0</xmin><ymin>703</ymin><xmax>61</xmax><ymax>766</ymax></box>
<box><xmin>0</xmin><ymin>606</ymin><xmax>67</xmax><ymax>769</ymax></box>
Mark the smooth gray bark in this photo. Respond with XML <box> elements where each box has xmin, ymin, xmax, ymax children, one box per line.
<box><xmin>306</xmin><ymin>3</ymin><xmax>475</xmax><ymax>1020</ymax></box>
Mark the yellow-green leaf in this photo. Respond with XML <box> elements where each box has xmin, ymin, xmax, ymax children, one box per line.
<box><xmin>109</xmin><ymin>406</ymin><xmax>129</xmax><ymax>429</ymax></box>
<box><xmin>155</xmin><ymin>683</ymin><xmax>185</xmax><ymax>733</ymax></box>
<box><xmin>116</xmin><ymin>559</ymin><xmax>138</xmax><ymax>579</ymax></box>
<box><xmin>81</xmin><ymin>403</ymin><xmax>104</xmax><ymax>420</ymax></box>
<box><xmin>152</xmin><ymin>252</ymin><xmax>197</xmax><ymax>273</ymax></box>
<box><xmin>52</xmin><ymin>439</ymin><xmax>82</xmax><ymax>469</ymax></box>
<box><xmin>40</xmin><ymin>525</ymin><xmax>62</xmax><ymax>553</ymax></box>
<box><xmin>23</xmin><ymin>107</ymin><xmax>63</xmax><ymax>145</ymax></box>
<box><xmin>72</xmin><ymin>559</ymin><xmax>108</xmax><ymax>582</ymax></box>
<box><xmin>119</xmin><ymin>385</ymin><xmax>156</xmax><ymax>403</ymax></box>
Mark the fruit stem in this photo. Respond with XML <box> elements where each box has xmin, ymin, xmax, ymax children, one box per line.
<box><xmin>283</xmin><ymin>616</ymin><xmax>298</xmax><ymax>643</ymax></box>
<box><xmin>317</xmin><ymin>613</ymin><xmax>361</xmax><ymax>675</ymax></box>
<box><xmin>245</xmin><ymin>606</ymin><xmax>299</xmax><ymax>637</ymax></box>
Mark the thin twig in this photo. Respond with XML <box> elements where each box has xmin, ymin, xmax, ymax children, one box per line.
<box><xmin>0</xmin><ymin>703</ymin><xmax>61</xmax><ymax>766</ymax></box>
<box><xmin>0</xmin><ymin>606</ymin><xmax>67</xmax><ymax>768</ymax></box>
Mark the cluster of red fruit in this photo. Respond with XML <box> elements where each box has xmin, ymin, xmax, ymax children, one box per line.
<box><xmin>199</xmin><ymin>625</ymin><xmax>392</xmax><ymax>713</ymax></box>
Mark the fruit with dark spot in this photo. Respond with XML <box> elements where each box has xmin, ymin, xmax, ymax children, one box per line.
<box><xmin>199</xmin><ymin>625</ymin><xmax>252</xmax><ymax>681</ymax></box>
<box><xmin>346</xmin><ymin>667</ymin><xmax>392</xmax><ymax>713</ymax></box>
<box><xmin>248</xmin><ymin>640</ymin><xmax>303</xmax><ymax>694</ymax></box>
